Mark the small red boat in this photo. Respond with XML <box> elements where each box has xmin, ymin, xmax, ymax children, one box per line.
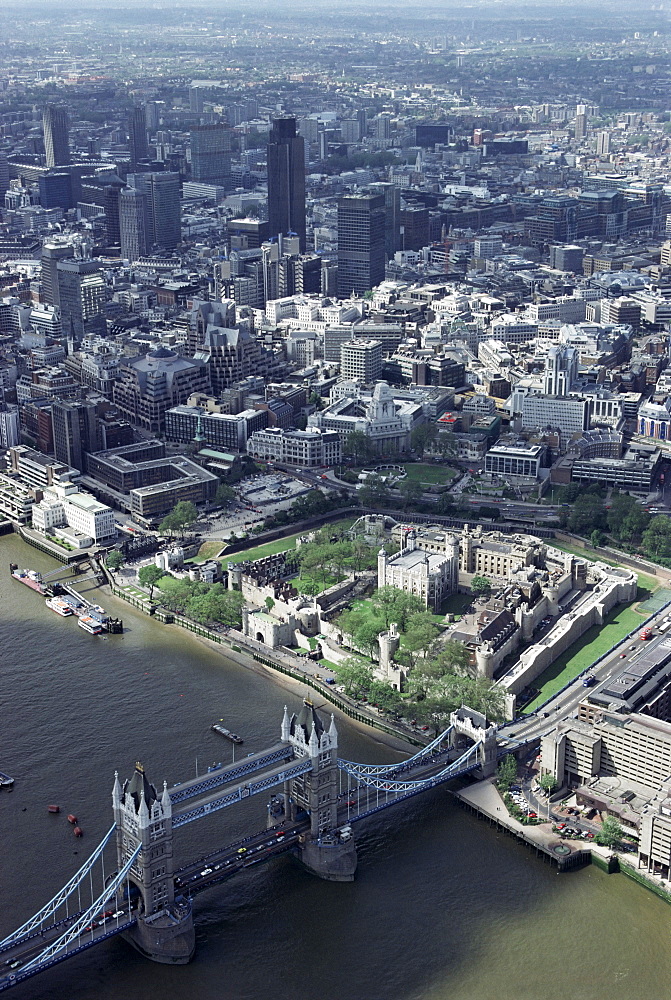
<box><xmin>73</xmin><ymin>826</ymin><xmax>83</xmax><ymax>837</ymax></box>
<box><xmin>67</xmin><ymin>814</ymin><xmax>78</xmax><ymax>824</ymax></box>
<box><xmin>47</xmin><ymin>804</ymin><xmax>60</xmax><ymax>814</ymax></box>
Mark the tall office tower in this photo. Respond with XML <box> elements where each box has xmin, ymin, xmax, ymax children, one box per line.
<box><xmin>574</xmin><ymin>114</ymin><xmax>587</xmax><ymax>140</ymax></box>
<box><xmin>119</xmin><ymin>186</ymin><xmax>149</xmax><ymax>260</ymax></box>
<box><xmin>189</xmin><ymin>86</ymin><xmax>204</xmax><ymax>113</ymax></box>
<box><xmin>130</xmin><ymin>172</ymin><xmax>181</xmax><ymax>250</ymax></box>
<box><xmin>369</xmin><ymin>181</ymin><xmax>401</xmax><ymax>260</ymax></box>
<box><xmin>190</xmin><ymin>124</ymin><xmax>231</xmax><ymax>186</ymax></box>
<box><xmin>52</xmin><ymin>399</ymin><xmax>100</xmax><ymax>472</ymax></box>
<box><xmin>43</xmin><ymin>105</ymin><xmax>70</xmax><ymax>168</ymax></box>
<box><xmin>0</xmin><ymin>402</ymin><xmax>20</xmax><ymax>450</ymax></box>
<box><xmin>56</xmin><ymin>259</ymin><xmax>106</xmax><ymax>338</ymax></box>
<box><xmin>103</xmin><ymin>180</ymin><xmax>125</xmax><ymax>247</ymax></box>
<box><xmin>337</xmin><ymin>192</ymin><xmax>386</xmax><ymax>297</ymax></box>
<box><xmin>544</xmin><ymin>344</ymin><xmax>578</xmax><ymax>396</ymax></box>
<box><xmin>340</xmin><ymin>119</ymin><xmax>362</xmax><ymax>143</ymax></box>
<box><xmin>340</xmin><ymin>339</ymin><xmax>383</xmax><ymax>382</ymax></box>
<box><xmin>0</xmin><ymin>153</ymin><xmax>9</xmax><ymax>198</ymax></box>
<box><xmin>596</xmin><ymin>130</ymin><xmax>611</xmax><ymax>156</ymax></box>
<box><xmin>128</xmin><ymin>105</ymin><xmax>149</xmax><ymax>170</ymax></box>
<box><xmin>267</xmin><ymin>116</ymin><xmax>306</xmax><ymax>252</ymax></box>
<box><xmin>41</xmin><ymin>242</ymin><xmax>74</xmax><ymax>306</ymax></box>
<box><xmin>145</xmin><ymin>102</ymin><xmax>161</xmax><ymax>132</ymax></box>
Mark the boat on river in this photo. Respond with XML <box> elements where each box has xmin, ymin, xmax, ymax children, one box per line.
<box><xmin>211</xmin><ymin>723</ymin><xmax>244</xmax><ymax>745</ymax></box>
<box><xmin>11</xmin><ymin>566</ymin><xmax>44</xmax><ymax>594</ymax></box>
<box><xmin>0</xmin><ymin>771</ymin><xmax>14</xmax><ymax>788</ymax></box>
<box><xmin>46</xmin><ymin>596</ymin><xmax>74</xmax><ymax>617</ymax></box>
<box><xmin>78</xmin><ymin>615</ymin><xmax>104</xmax><ymax>635</ymax></box>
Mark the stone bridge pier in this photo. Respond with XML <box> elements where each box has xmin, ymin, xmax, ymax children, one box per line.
<box><xmin>271</xmin><ymin>702</ymin><xmax>357</xmax><ymax>882</ymax></box>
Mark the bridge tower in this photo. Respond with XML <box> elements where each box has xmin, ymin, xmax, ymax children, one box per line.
<box><xmin>280</xmin><ymin>700</ymin><xmax>357</xmax><ymax>882</ymax></box>
<box><xmin>113</xmin><ymin>763</ymin><xmax>195</xmax><ymax>964</ymax></box>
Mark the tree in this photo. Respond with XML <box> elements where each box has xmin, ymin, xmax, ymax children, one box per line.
<box><xmin>399</xmin><ymin>612</ymin><xmax>442</xmax><ymax>669</ymax></box>
<box><xmin>595</xmin><ymin>815</ymin><xmax>622</xmax><ymax>849</ymax></box>
<box><xmin>358</xmin><ymin>475</ymin><xmax>391</xmax><ymax>509</ymax></box>
<box><xmin>642</xmin><ymin>515</ymin><xmax>671</xmax><ymax>561</ymax></box>
<box><xmin>539</xmin><ymin>773</ymin><xmax>558</xmax><ymax>795</ymax></box>
<box><xmin>411</xmin><ymin>423</ymin><xmax>438</xmax><ymax>458</ymax></box>
<box><xmin>138</xmin><ymin>564</ymin><xmax>166</xmax><ymax>599</ymax></box>
<box><xmin>368</xmin><ymin>680</ymin><xmax>403</xmax><ymax>715</ymax></box>
<box><xmin>172</xmin><ymin>501</ymin><xmax>199</xmax><ymax>534</ymax></box>
<box><xmin>590</xmin><ymin>529</ymin><xmax>605</xmax><ymax>549</ymax></box>
<box><xmin>344</xmin><ymin>430</ymin><xmax>375</xmax><ymax>465</ymax></box>
<box><xmin>215</xmin><ymin>483</ymin><xmax>236</xmax><ymax>508</ymax></box>
<box><xmin>371</xmin><ymin>586</ymin><xmax>424</xmax><ymax>631</ymax></box>
<box><xmin>471</xmin><ymin>575</ymin><xmax>491</xmax><ymax>597</ymax></box>
<box><xmin>436</xmin><ymin>430</ymin><xmax>458</xmax><ymax>458</ymax></box>
<box><xmin>496</xmin><ymin>754</ymin><xmax>517</xmax><ymax>792</ymax></box>
<box><xmin>106</xmin><ymin>550</ymin><xmax>125</xmax><ymax>571</ymax></box>
<box><xmin>398</xmin><ymin>478</ymin><xmax>424</xmax><ymax>511</ymax></box>
<box><xmin>353</xmin><ymin>620</ymin><xmax>382</xmax><ymax>661</ymax></box>
<box><xmin>566</xmin><ymin>493</ymin><xmax>607</xmax><ymax>536</ymax></box>
<box><xmin>264</xmin><ymin>596</ymin><xmax>275</xmax><ymax>612</ymax></box>
<box><xmin>336</xmin><ymin>658</ymin><xmax>373</xmax><ymax>698</ymax></box>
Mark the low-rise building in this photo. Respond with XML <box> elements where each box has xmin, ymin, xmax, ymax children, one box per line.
<box><xmin>247</xmin><ymin>426</ymin><xmax>341</xmax><ymax>468</ymax></box>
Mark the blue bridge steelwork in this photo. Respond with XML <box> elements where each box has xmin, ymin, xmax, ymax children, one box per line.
<box><xmin>0</xmin><ymin>701</ymin><xmax>513</xmax><ymax>991</ymax></box>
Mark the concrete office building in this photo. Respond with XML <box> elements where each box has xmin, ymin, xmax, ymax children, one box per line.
<box><xmin>340</xmin><ymin>339</ymin><xmax>383</xmax><ymax>383</ymax></box>
<box><xmin>247</xmin><ymin>426</ymin><xmax>341</xmax><ymax>468</ymax></box>
<box><xmin>41</xmin><ymin>242</ymin><xmax>74</xmax><ymax>306</ymax></box>
<box><xmin>267</xmin><ymin>117</ymin><xmax>306</xmax><ymax>252</ymax></box>
<box><xmin>337</xmin><ymin>193</ymin><xmax>386</xmax><ymax>297</ymax></box>
<box><xmin>190</xmin><ymin>124</ymin><xmax>231</xmax><ymax>187</ymax></box>
<box><xmin>43</xmin><ymin>105</ymin><xmax>70</xmax><ymax>168</ymax></box>
<box><xmin>56</xmin><ymin>259</ymin><xmax>106</xmax><ymax>338</ymax></box>
<box><xmin>52</xmin><ymin>399</ymin><xmax>100</xmax><ymax>473</ymax></box>
<box><xmin>119</xmin><ymin>186</ymin><xmax>149</xmax><ymax>261</ymax></box>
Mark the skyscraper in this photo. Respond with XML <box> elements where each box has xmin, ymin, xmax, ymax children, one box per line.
<box><xmin>190</xmin><ymin>124</ymin><xmax>231</xmax><ymax>187</ymax></box>
<box><xmin>129</xmin><ymin>172</ymin><xmax>181</xmax><ymax>250</ymax></box>
<box><xmin>56</xmin><ymin>259</ymin><xmax>106</xmax><ymax>338</ymax></box>
<box><xmin>43</xmin><ymin>105</ymin><xmax>70</xmax><ymax>168</ymax></box>
<box><xmin>119</xmin><ymin>186</ymin><xmax>149</xmax><ymax>260</ymax></box>
<box><xmin>52</xmin><ymin>399</ymin><xmax>100</xmax><ymax>472</ymax></box>
<box><xmin>128</xmin><ymin>105</ymin><xmax>149</xmax><ymax>170</ymax></box>
<box><xmin>337</xmin><ymin>193</ymin><xmax>386</xmax><ymax>297</ymax></box>
<box><xmin>41</xmin><ymin>242</ymin><xmax>75</xmax><ymax>306</ymax></box>
<box><xmin>267</xmin><ymin>117</ymin><xmax>306</xmax><ymax>251</ymax></box>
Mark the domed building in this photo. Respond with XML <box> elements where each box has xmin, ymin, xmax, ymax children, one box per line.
<box><xmin>113</xmin><ymin>346</ymin><xmax>210</xmax><ymax>433</ymax></box>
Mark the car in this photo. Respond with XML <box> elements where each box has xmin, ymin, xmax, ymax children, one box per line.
<box><xmin>276</xmin><ymin>835</ymin><xmax>285</xmax><ymax>843</ymax></box>
<box><xmin>237</xmin><ymin>847</ymin><xmax>247</xmax><ymax>854</ymax></box>
<box><xmin>421</xmin><ymin>725</ymin><xmax>429</xmax><ymax>731</ymax></box>
<box><xmin>112</xmin><ymin>910</ymin><xmax>124</xmax><ymax>918</ymax></box>
<box><xmin>630</xmin><ymin>645</ymin><xmax>637</xmax><ymax>650</ymax></box>
<box><xmin>214</xmin><ymin>864</ymin><xmax>221</xmax><ymax>871</ymax></box>
<box><xmin>200</xmin><ymin>868</ymin><xmax>213</xmax><ymax>876</ymax></box>
<box><xmin>266</xmin><ymin>840</ymin><xmax>275</xmax><ymax>846</ymax></box>
<box><xmin>619</xmin><ymin>653</ymin><xmax>627</xmax><ymax>658</ymax></box>
<box><xmin>8</xmin><ymin>961</ymin><xmax>22</xmax><ymax>970</ymax></box>
<box><xmin>528</xmin><ymin>811</ymin><xmax>537</xmax><ymax>818</ymax></box>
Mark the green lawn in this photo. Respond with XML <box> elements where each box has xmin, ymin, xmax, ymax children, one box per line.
<box><xmin>318</xmin><ymin>659</ymin><xmax>341</xmax><ymax>673</ymax></box>
<box><xmin>401</xmin><ymin>463</ymin><xmax>458</xmax><ymax>485</ymax></box>
<box><xmin>550</xmin><ymin>539</ymin><xmax>659</xmax><ymax>597</ymax></box>
<box><xmin>523</xmin><ymin>605</ymin><xmax>644</xmax><ymax>713</ymax></box>
<box><xmin>193</xmin><ymin>540</ymin><xmax>225</xmax><ymax>563</ymax></box>
<box><xmin>224</xmin><ymin>518</ymin><xmax>357</xmax><ymax>565</ymax></box>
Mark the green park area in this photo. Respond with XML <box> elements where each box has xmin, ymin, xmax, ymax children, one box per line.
<box><xmin>400</xmin><ymin>463</ymin><xmax>458</xmax><ymax>486</ymax></box>
<box><xmin>523</xmin><ymin>604</ymin><xmax>647</xmax><ymax>714</ymax></box>
<box><xmin>223</xmin><ymin>518</ymin><xmax>357</xmax><ymax>566</ymax></box>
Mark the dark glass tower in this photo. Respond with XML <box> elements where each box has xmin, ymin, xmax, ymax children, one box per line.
<box><xmin>190</xmin><ymin>124</ymin><xmax>231</xmax><ymax>186</ymax></box>
<box><xmin>337</xmin><ymin>193</ymin><xmax>386</xmax><ymax>297</ymax></box>
<box><xmin>43</xmin><ymin>105</ymin><xmax>70</xmax><ymax>168</ymax></box>
<box><xmin>128</xmin><ymin>105</ymin><xmax>149</xmax><ymax>170</ymax></box>
<box><xmin>267</xmin><ymin>117</ymin><xmax>306</xmax><ymax>252</ymax></box>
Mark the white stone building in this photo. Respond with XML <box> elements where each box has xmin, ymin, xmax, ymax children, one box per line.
<box><xmin>246</xmin><ymin>426</ymin><xmax>341</xmax><ymax>467</ymax></box>
<box><xmin>377</xmin><ymin>528</ymin><xmax>459</xmax><ymax>611</ymax></box>
<box><xmin>32</xmin><ymin>482</ymin><xmax>115</xmax><ymax>545</ymax></box>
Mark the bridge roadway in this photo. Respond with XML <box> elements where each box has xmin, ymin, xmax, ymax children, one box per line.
<box><xmin>503</xmin><ymin>598</ymin><xmax>671</xmax><ymax>745</ymax></box>
<box><xmin>177</xmin><ymin>740</ymin><xmax>486</xmax><ymax>895</ymax></box>
<box><xmin>0</xmin><ymin>908</ymin><xmax>136</xmax><ymax>992</ymax></box>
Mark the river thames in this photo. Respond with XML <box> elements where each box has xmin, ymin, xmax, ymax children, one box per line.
<box><xmin>2</xmin><ymin>534</ymin><xmax>671</xmax><ymax>1000</ymax></box>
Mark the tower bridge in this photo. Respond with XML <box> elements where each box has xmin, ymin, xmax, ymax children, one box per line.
<box><xmin>0</xmin><ymin>701</ymin><xmax>519</xmax><ymax>991</ymax></box>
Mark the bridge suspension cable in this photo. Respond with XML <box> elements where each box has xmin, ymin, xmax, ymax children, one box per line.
<box><xmin>0</xmin><ymin>824</ymin><xmax>116</xmax><ymax>953</ymax></box>
<box><xmin>337</xmin><ymin>726</ymin><xmax>454</xmax><ymax>777</ymax></box>
<box><xmin>339</xmin><ymin>740</ymin><xmax>483</xmax><ymax>795</ymax></box>
<box><xmin>21</xmin><ymin>845</ymin><xmax>141</xmax><ymax>973</ymax></box>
